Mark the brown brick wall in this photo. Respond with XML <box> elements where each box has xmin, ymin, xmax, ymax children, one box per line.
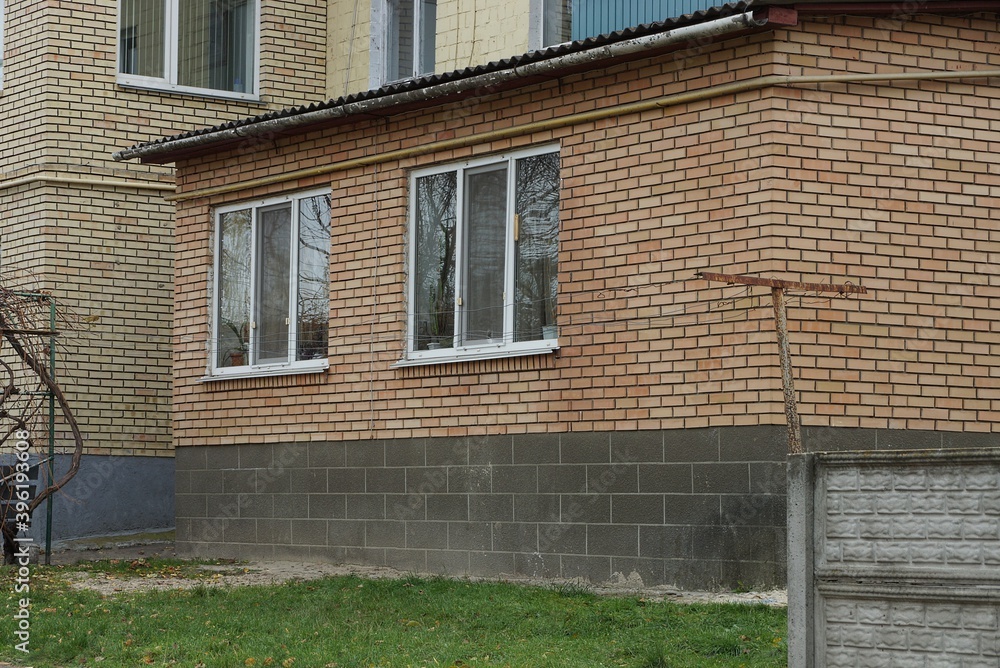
<box><xmin>170</xmin><ymin>14</ymin><xmax>1000</xmax><ymax>449</ymax></box>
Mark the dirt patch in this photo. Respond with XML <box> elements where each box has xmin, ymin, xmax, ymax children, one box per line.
<box><xmin>47</xmin><ymin>533</ymin><xmax>784</xmax><ymax>606</ymax></box>
<box><xmin>61</xmin><ymin>558</ymin><xmax>786</xmax><ymax>606</ymax></box>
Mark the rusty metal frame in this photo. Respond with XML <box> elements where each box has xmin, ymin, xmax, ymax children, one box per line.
<box><xmin>698</xmin><ymin>272</ymin><xmax>868</xmax><ymax>454</ymax></box>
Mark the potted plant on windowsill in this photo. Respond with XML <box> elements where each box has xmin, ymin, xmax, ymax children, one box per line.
<box><xmin>425</xmin><ymin>284</ymin><xmax>452</xmax><ymax>351</ymax></box>
<box><xmin>223</xmin><ymin>319</ymin><xmax>250</xmax><ymax>367</ymax></box>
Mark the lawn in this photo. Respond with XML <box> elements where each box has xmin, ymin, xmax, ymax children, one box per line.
<box><xmin>0</xmin><ymin>560</ymin><xmax>786</xmax><ymax>667</ymax></box>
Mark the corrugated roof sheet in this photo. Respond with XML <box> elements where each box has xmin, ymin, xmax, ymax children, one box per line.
<box><xmin>121</xmin><ymin>1</ymin><xmax>753</xmax><ymax>156</ymax></box>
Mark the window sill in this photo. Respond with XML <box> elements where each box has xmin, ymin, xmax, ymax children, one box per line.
<box><xmin>392</xmin><ymin>340</ymin><xmax>558</xmax><ymax>368</ymax></box>
<box><xmin>117</xmin><ymin>76</ymin><xmax>262</xmax><ymax>103</ymax></box>
<box><xmin>199</xmin><ymin>359</ymin><xmax>329</xmax><ymax>382</ymax></box>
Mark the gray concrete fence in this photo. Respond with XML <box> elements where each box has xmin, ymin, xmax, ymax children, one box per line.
<box><xmin>788</xmin><ymin>449</ymin><xmax>1000</xmax><ymax>667</ymax></box>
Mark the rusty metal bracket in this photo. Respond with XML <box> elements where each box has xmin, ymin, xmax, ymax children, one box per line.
<box><xmin>698</xmin><ymin>272</ymin><xmax>868</xmax><ymax>454</ymax></box>
<box><xmin>698</xmin><ymin>272</ymin><xmax>867</xmax><ymax>295</ymax></box>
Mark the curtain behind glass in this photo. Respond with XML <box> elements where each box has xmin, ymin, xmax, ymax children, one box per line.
<box><xmin>514</xmin><ymin>153</ymin><xmax>559</xmax><ymax>342</ymax></box>
<box><xmin>178</xmin><ymin>0</ymin><xmax>253</xmax><ymax>92</ymax></box>
<box><xmin>256</xmin><ymin>205</ymin><xmax>292</xmax><ymax>364</ymax></box>
<box><xmin>120</xmin><ymin>0</ymin><xmax>165</xmax><ymax>78</ymax></box>
<box><xmin>463</xmin><ymin>167</ymin><xmax>507</xmax><ymax>345</ymax></box>
<box><xmin>414</xmin><ymin>172</ymin><xmax>457</xmax><ymax>350</ymax></box>
<box><xmin>297</xmin><ymin>195</ymin><xmax>331</xmax><ymax>361</ymax></box>
<box><xmin>217</xmin><ymin>209</ymin><xmax>252</xmax><ymax>367</ymax></box>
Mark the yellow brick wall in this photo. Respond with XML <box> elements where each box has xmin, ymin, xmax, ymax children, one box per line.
<box><xmin>170</xmin><ymin>13</ymin><xmax>1000</xmax><ymax>446</ymax></box>
<box><xmin>0</xmin><ymin>0</ymin><xmax>328</xmax><ymax>457</ymax></box>
<box><xmin>435</xmin><ymin>0</ymin><xmax>531</xmax><ymax>74</ymax></box>
<box><xmin>327</xmin><ymin>0</ymin><xmax>372</xmax><ymax>99</ymax></box>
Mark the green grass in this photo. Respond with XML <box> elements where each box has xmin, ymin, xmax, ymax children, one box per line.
<box><xmin>0</xmin><ymin>561</ymin><xmax>786</xmax><ymax>668</ymax></box>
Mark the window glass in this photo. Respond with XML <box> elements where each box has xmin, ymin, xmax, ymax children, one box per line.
<box><xmin>418</xmin><ymin>0</ymin><xmax>436</xmax><ymax>76</ymax></box>
<box><xmin>217</xmin><ymin>209</ymin><xmax>252</xmax><ymax>368</ymax></box>
<box><xmin>297</xmin><ymin>195</ymin><xmax>332</xmax><ymax>361</ymax></box>
<box><xmin>120</xmin><ymin>0</ymin><xmax>166</xmax><ymax>79</ymax></box>
<box><xmin>514</xmin><ymin>152</ymin><xmax>560</xmax><ymax>342</ymax></box>
<box><xmin>256</xmin><ymin>205</ymin><xmax>292</xmax><ymax>365</ymax></box>
<box><xmin>542</xmin><ymin>0</ymin><xmax>571</xmax><ymax>47</ymax></box>
<box><xmin>387</xmin><ymin>0</ymin><xmax>413</xmax><ymax>83</ymax></box>
<box><xmin>462</xmin><ymin>166</ymin><xmax>507</xmax><ymax>345</ymax></box>
<box><xmin>178</xmin><ymin>0</ymin><xmax>253</xmax><ymax>93</ymax></box>
<box><xmin>414</xmin><ymin>172</ymin><xmax>457</xmax><ymax>351</ymax></box>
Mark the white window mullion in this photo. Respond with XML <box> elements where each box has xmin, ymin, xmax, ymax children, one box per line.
<box><xmin>453</xmin><ymin>167</ymin><xmax>466</xmax><ymax>348</ymax></box>
<box><xmin>247</xmin><ymin>207</ymin><xmax>259</xmax><ymax>365</ymax></box>
<box><xmin>288</xmin><ymin>204</ymin><xmax>301</xmax><ymax>364</ymax></box>
<box><xmin>212</xmin><ymin>214</ymin><xmax>223</xmax><ymax>371</ymax></box>
<box><xmin>406</xmin><ymin>178</ymin><xmax>419</xmax><ymax>353</ymax></box>
<box><xmin>165</xmin><ymin>0</ymin><xmax>178</xmax><ymax>86</ymax></box>
<box><xmin>411</xmin><ymin>0</ymin><xmax>420</xmax><ymax>79</ymax></box>
<box><xmin>503</xmin><ymin>157</ymin><xmax>518</xmax><ymax>345</ymax></box>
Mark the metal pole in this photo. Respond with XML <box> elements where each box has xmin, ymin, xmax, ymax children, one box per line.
<box><xmin>771</xmin><ymin>287</ymin><xmax>802</xmax><ymax>454</ymax></box>
<box><xmin>45</xmin><ymin>299</ymin><xmax>55</xmax><ymax>565</ymax></box>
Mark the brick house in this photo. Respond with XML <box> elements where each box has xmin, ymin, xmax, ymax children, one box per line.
<box><xmin>118</xmin><ymin>1</ymin><xmax>1000</xmax><ymax>589</ymax></box>
<box><xmin>0</xmin><ymin>0</ymin><xmax>326</xmax><ymax>540</ymax></box>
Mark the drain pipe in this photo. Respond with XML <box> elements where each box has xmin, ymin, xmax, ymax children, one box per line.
<box><xmin>114</xmin><ymin>10</ymin><xmax>768</xmax><ymax>163</ymax></box>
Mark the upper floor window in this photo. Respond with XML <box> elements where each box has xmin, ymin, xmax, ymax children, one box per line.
<box><xmin>118</xmin><ymin>0</ymin><xmax>258</xmax><ymax>100</ymax></box>
<box><xmin>211</xmin><ymin>191</ymin><xmax>331</xmax><ymax>379</ymax></box>
<box><xmin>402</xmin><ymin>146</ymin><xmax>560</xmax><ymax>366</ymax></box>
<box><xmin>373</xmin><ymin>0</ymin><xmax>436</xmax><ymax>86</ymax></box>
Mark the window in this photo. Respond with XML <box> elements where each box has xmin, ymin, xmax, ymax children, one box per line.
<box><xmin>403</xmin><ymin>147</ymin><xmax>560</xmax><ymax>365</ymax></box>
<box><xmin>373</xmin><ymin>0</ymin><xmax>436</xmax><ymax>85</ymax></box>
<box><xmin>118</xmin><ymin>0</ymin><xmax>257</xmax><ymax>99</ymax></box>
<box><xmin>212</xmin><ymin>191</ymin><xmax>331</xmax><ymax>378</ymax></box>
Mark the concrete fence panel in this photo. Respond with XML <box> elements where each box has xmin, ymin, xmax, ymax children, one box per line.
<box><xmin>788</xmin><ymin>449</ymin><xmax>1000</xmax><ymax>667</ymax></box>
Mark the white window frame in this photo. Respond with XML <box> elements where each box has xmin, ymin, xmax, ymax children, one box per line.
<box><xmin>370</xmin><ymin>0</ymin><xmax>435</xmax><ymax>88</ymax></box>
<box><xmin>206</xmin><ymin>189</ymin><xmax>331</xmax><ymax>381</ymax></box>
<box><xmin>116</xmin><ymin>0</ymin><xmax>261</xmax><ymax>101</ymax></box>
<box><xmin>397</xmin><ymin>145</ymin><xmax>560</xmax><ymax>368</ymax></box>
